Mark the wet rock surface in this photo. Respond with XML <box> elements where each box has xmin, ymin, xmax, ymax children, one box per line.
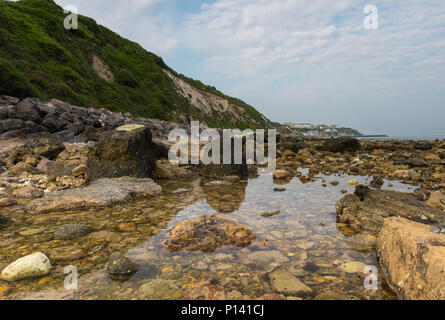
<box><xmin>377</xmin><ymin>217</ymin><xmax>445</xmax><ymax>300</ymax></box>
<box><xmin>26</xmin><ymin>177</ymin><xmax>162</xmax><ymax>213</ymax></box>
<box><xmin>336</xmin><ymin>185</ymin><xmax>445</xmax><ymax>234</ymax></box>
<box><xmin>164</xmin><ymin>214</ymin><xmax>255</xmax><ymax>252</ymax></box>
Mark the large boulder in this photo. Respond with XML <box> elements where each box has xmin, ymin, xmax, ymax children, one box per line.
<box><xmin>199</xmin><ymin>136</ymin><xmax>248</xmax><ymax>178</ymax></box>
<box><xmin>336</xmin><ymin>185</ymin><xmax>445</xmax><ymax>234</ymax></box>
<box><xmin>164</xmin><ymin>214</ymin><xmax>255</xmax><ymax>252</ymax></box>
<box><xmin>26</xmin><ymin>177</ymin><xmax>162</xmax><ymax>213</ymax></box>
<box><xmin>0</xmin><ymin>252</ymin><xmax>51</xmax><ymax>281</ymax></box>
<box><xmin>377</xmin><ymin>217</ymin><xmax>445</xmax><ymax>299</ymax></box>
<box><xmin>321</xmin><ymin>137</ymin><xmax>361</xmax><ymax>153</ymax></box>
<box><xmin>87</xmin><ymin>125</ymin><xmax>156</xmax><ymax>182</ymax></box>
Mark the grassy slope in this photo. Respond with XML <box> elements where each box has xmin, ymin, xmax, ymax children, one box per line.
<box><xmin>0</xmin><ymin>0</ymin><xmax>286</xmax><ymax>131</ymax></box>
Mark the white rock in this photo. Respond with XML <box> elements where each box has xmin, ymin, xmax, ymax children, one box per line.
<box><xmin>0</xmin><ymin>252</ymin><xmax>51</xmax><ymax>281</ymax></box>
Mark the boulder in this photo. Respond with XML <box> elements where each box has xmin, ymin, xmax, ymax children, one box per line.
<box><xmin>164</xmin><ymin>214</ymin><xmax>255</xmax><ymax>252</ymax></box>
<box><xmin>377</xmin><ymin>217</ymin><xmax>445</xmax><ymax>299</ymax></box>
<box><xmin>336</xmin><ymin>186</ymin><xmax>445</xmax><ymax>234</ymax></box>
<box><xmin>26</xmin><ymin>177</ymin><xmax>162</xmax><ymax>213</ymax></box>
<box><xmin>280</xmin><ymin>139</ymin><xmax>307</xmax><ymax>153</ymax></box>
<box><xmin>0</xmin><ymin>252</ymin><xmax>51</xmax><ymax>281</ymax></box>
<box><xmin>9</xmin><ymin>98</ymin><xmax>41</xmax><ymax>124</ymax></box>
<box><xmin>106</xmin><ymin>252</ymin><xmax>139</xmax><ymax>280</ymax></box>
<box><xmin>321</xmin><ymin>137</ymin><xmax>361</xmax><ymax>153</ymax></box>
<box><xmin>53</xmin><ymin>224</ymin><xmax>92</xmax><ymax>240</ymax></box>
<box><xmin>87</xmin><ymin>125</ymin><xmax>155</xmax><ymax>182</ymax></box>
<box><xmin>199</xmin><ymin>136</ymin><xmax>248</xmax><ymax>178</ymax></box>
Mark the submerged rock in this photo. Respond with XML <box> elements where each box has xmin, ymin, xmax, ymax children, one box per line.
<box><xmin>0</xmin><ymin>252</ymin><xmax>51</xmax><ymax>281</ymax></box>
<box><xmin>164</xmin><ymin>214</ymin><xmax>255</xmax><ymax>252</ymax></box>
<box><xmin>269</xmin><ymin>269</ymin><xmax>312</xmax><ymax>296</ymax></box>
<box><xmin>12</xmin><ymin>186</ymin><xmax>44</xmax><ymax>199</ymax></box>
<box><xmin>53</xmin><ymin>224</ymin><xmax>93</xmax><ymax>240</ymax></box>
<box><xmin>377</xmin><ymin>217</ymin><xmax>445</xmax><ymax>299</ymax></box>
<box><xmin>106</xmin><ymin>252</ymin><xmax>139</xmax><ymax>280</ymax></box>
<box><xmin>345</xmin><ymin>234</ymin><xmax>376</xmax><ymax>252</ymax></box>
<box><xmin>26</xmin><ymin>177</ymin><xmax>162</xmax><ymax>213</ymax></box>
<box><xmin>336</xmin><ymin>186</ymin><xmax>445</xmax><ymax>234</ymax></box>
<box><xmin>152</xmin><ymin>159</ymin><xmax>193</xmax><ymax>179</ymax></box>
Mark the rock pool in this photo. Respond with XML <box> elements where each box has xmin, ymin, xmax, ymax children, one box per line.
<box><xmin>0</xmin><ymin>171</ymin><xmax>414</xmax><ymax>300</ymax></box>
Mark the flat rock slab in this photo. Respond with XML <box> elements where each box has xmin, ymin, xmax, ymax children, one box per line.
<box><xmin>268</xmin><ymin>269</ymin><xmax>312</xmax><ymax>296</ymax></box>
<box><xmin>336</xmin><ymin>187</ymin><xmax>445</xmax><ymax>234</ymax></box>
<box><xmin>164</xmin><ymin>214</ymin><xmax>255</xmax><ymax>252</ymax></box>
<box><xmin>26</xmin><ymin>177</ymin><xmax>162</xmax><ymax>213</ymax></box>
<box><xmin>377</xmin><ymin>217</ymin><xmax>445</xmax><ymax>300</ymax></box>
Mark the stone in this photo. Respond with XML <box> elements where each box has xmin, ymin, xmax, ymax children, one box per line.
<box><xmin>0</xmin><ymin>213</ymin><xmax>12</xmax><ymax>227</ymax></box>
<box><xmin>314</xmin><ymin>291</ymin><xmax>359</xmax><ymax>300</ymax></box>
<box><xmin>152</xmin><ymin>159</ymin><xmax>193</xmax><ymax>179</ymax></box>
<box><xmin>269</xmin><ymin>269</ymin><xmax>312</xmax><ymax>296</ymax></box>
<box><xmin>139</xmin><ymin>279</ymin><xmax>180</xmax><ymax>300</ymax></box>
<box><xmin>280</xmin><ymin>139</ymin><xmax>307</xmax><ymax>153</ymax></box>
<box><xmin>0</xmin><ymin>252</ymin><xmax>51</xmax><ymax>281</ymax></box>
<box><xmin>87</xmin><ymin>126</ymin><xmax>156</xmax><ymax>182</ymax></box>
<box><xmin>339</xmin><ymin>261</ymin><xmax>366</xmax><ymax>273</ymax></box>
<box><xmin>261</xmin><ymin>210</ymin><xmax>281</xmax><ymax>218</ymax></box>
<box><xmin>273</xmin><ymin>169</ymin><xmax>291</xmax><ymax>179</ymax></box>
<box><xmin>354</xmin><ymin>184</ymin><xmax>369</xmax><ymax>201</ymax></box>
<box><xmin>329</xmin><ymin>180</ymin><xmax>339</xmax><ymax>186</ymax></box>
<box><xmin>393</xmin><ymin>169</ymin><xmax>420</xmax><ymax>180</ymax></box>
<box><xmin>370</xmin><ymin>175</ymin><xmax>384</xmax><ymax>189</ymax></box>
<box><xmin>71</xmin><ymin>164</ymin><xmax>87</xmax><ymax>177</ymax></box>
<box><xmin>13</xmin><ymin>186</ymin><xmax>44</xmax><ymax>199</ymax></box>
<box><xmin>345</xmin><ymin>234</ymin><xmax>376</xmax><ymax>251</ymax></box>
<box><xmin>106</xmin><ymin>252</ymin><xmax>139</xmax><ymax>280</ymax></box>
<box><xmin>26</xmin><ymin>177</ymin><xmax>162</xmax><ymax>213</ymax></box>
<box><xmin>53</xmin><ymin>224</ymin><xmax>92</xmax><ymax>240</ymax></box>
<box><xmin>321</xmin><ymin>137</ymin><xmax>361</xmax><ymax>153</ymax></box>
<box><xmin>427</xmin><ymin>192</ymin><xmax>445</xmax><ymax>211</ymax></box>
<box><xmin>19</xmin><ymin>227</ymin><xmax>44</xmax><ymax>236</ymax></box>
<box><xmin>164</xmin><ymin>214</ymin><xmax>255</xmax><ymax>252</ymax></box>
<box><xmin>347</xmin><ymin>179</ymin><xmax>358</xmax><ymax>186</ymax></box>
<box><xmin>377</xmin><ymin>217</ymin><xmax>445</xmax><ymax>299</ymax></box>
<box><xmin>0</xmin><ymin>197</ymin><xmax>17</xmax><ymax>207</ymax></box>
<box><xmin>241</xmin><ymin>250</ymin><xmax>289</xmax><ymax>267</ymax></box>
<box><xmin>336</xmin><ymin>188</ymin><xmax>445</xmax><ymax>234</ymax></box>
<box><xmin>204</xmin><ymin>180</ymin><xmax>231</xmax><ymax>186</ymax></box>
<box><xmin>10</xmin><ymin>162</ymin><xmax>35</xmax><ymax>176</ymax></box>
<box><xmin>9</xmin><ymin>99</ymin><xmax>41</xmax><ymax>123</ymax></box>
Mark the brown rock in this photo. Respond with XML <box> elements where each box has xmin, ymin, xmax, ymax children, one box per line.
<box><xmin>13</xmin><ymin>186</ymin><xmax>44</xmax><ymax>199</ymax></box>
<box><xmin>164</xmin><ymin>214</ymin><xmax>255</xmax><ymax>252</ymax></box>
<box><xmin>427</xmin><ymin>192</ymin><xmax>445</xmax><ymax>211</ymax></box>
<box><xmin>152</xmin><ymin>159</ymin><xmax>193</xmax><ymax>179</ymax></box>
<box><xmin>336</xmin><ymin>188</ymin><xmax>445</xmax><ymax>234</ymax></box>
<box><xmin>0</xmin><ymin>198</ymin><xmax>17</xmax><ymax>207</ymax></box>
<box><xmin>273</xmin><ymin>169</ymin><xmax>291</xmax><ymax>179</ymax></box>
<box><xmin>377</xmin><ymin>217</ymin><xmax>445</xmax><ymax>299</ymax></box>
<box><xmin>71</xmin><ymin>164</ymin><xmax>87</xmax><ymax>177</ymax></box>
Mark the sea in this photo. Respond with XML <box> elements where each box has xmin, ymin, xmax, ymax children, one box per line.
<box><xmin>358</xmin><ymin>134</ymin><xmax>445</xmax><ymax>141</ymax></box>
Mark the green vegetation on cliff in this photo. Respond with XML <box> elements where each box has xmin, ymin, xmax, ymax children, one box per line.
<box><xmin>0</xmin><ymin>0</ymin><xmax>287</xmax><ymax>131</ymax></box>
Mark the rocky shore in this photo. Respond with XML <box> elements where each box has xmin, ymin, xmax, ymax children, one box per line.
<box><xmin>0</xmin><ymin>94</ymin><xmax>444</xmax><ymax>300</ymax></box>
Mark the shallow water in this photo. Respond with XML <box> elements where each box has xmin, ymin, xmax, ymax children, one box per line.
<box><xmin>0</xmin><ymin>171</ymin><xmax>415</xmax><ymax>300</ymax></box>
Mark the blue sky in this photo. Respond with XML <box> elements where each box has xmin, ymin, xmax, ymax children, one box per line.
<box><xmin>55</xmin><ymin>0</ymin><xmax>445</xmax><ymax>136</ymax></box>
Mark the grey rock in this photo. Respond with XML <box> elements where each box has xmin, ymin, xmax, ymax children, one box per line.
<box><xmin>53</xmin><ymin>224</ymin><xmax>93</xmax><ymax>240</ymax></box>
<box><xmin>106</xmin><ymin>252</ymin><xmax>138</xmax><ymax>280</ymax></box>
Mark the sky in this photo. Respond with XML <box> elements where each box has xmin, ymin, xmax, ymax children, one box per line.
<box><xmin>54</xmin><ymin>0</ymin><xmax>445</xmax><ymax>136</ymax></box>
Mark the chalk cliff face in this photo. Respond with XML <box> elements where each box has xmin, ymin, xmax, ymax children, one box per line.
<box><xmin>164</xmin><ymin>70</ymin><xmax>268</xmax><ymax>128</ymax></box>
